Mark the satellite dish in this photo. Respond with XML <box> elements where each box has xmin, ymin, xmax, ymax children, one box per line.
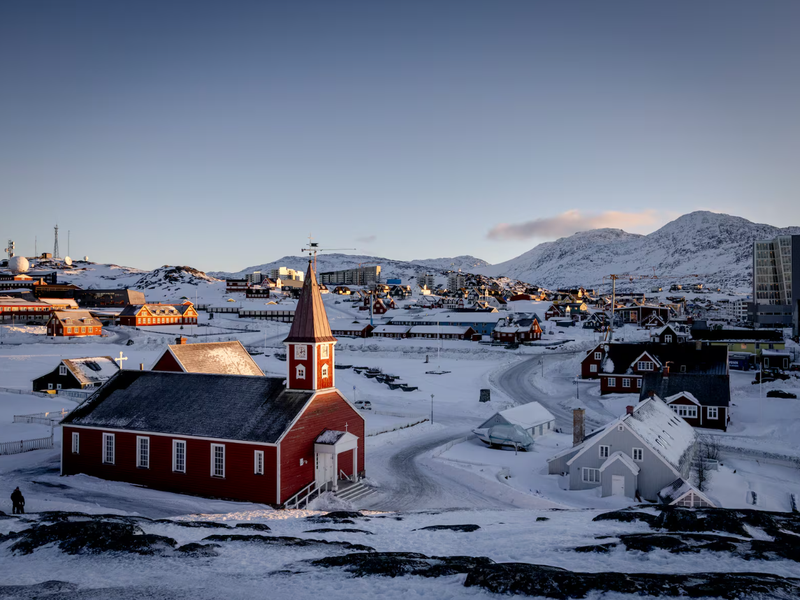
<box><xmin>83</xmin><ymin>256</ymin><xmax>89</xmax><ymax>262</ymax></box>
<box><xmin>64</xmin><ymin>256</ymin><xmax>73</xmax><ymax>266</ymax></box>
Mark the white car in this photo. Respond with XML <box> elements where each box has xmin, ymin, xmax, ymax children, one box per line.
<box><xmin>354</xmin><ymin>400</ymin><xmax>372</xmax><ymax>411</ymax></box>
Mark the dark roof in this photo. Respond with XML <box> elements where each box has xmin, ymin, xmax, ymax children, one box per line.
<box><xmin>639</xmin><ymin>372</ymin><xmax>731</xmax><ymax>407</ymax></box>
<box><xmin>691</xmin><ymin>329</ymin><xmax>783</xmax><ymax>342</ymax></box>
<box><xmin>166</xmin><ymin>341</ymin><xmax>264</xmax><ymax>376</ymax></box>
<box><xmin>283</xmin><ymin>261</ymin><xmax>337</xmax><ymax>344</ymax></box>
<box><xmin>600</xmin><ymin>343</ymin><xmax>728</xmax><ymax>376</ymax></box>
<box><xmin>61</xmin><ymin>371</ymin><xmax>314</xmax><ymax>444</ymax></box>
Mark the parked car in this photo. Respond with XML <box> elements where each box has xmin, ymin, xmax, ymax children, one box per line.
<box><xmin>766</xmin><ymin>390</ymin><xmax>797</xmax><ymax>399</ymax></box>
<box><xmin>354</xmin><ymin>400</ymin><xmax>372</xmax><ymax>411</ymax></box>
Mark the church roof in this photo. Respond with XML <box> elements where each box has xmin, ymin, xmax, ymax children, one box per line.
<box><xmin>165</xmin><ymin>341</ymin><xmax>264</xmax><ymax>376</ymax></box>
<box><xmin>61</xmin><ymin>371</ymin><xmax>314</xmax><ymax>444</ymax></box>
<box><xmin>283</xmin><ymin>261</ymin><xmax>337</xmax><ymax>344</ymax></box>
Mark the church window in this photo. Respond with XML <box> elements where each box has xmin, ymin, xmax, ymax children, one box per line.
<box><xmin>296</xmin><ymin>365</ymin><xmax>306</xmax><ymax>380</ymax></box>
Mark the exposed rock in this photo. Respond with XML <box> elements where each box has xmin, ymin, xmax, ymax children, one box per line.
<box><xmin>0</xmin><ymin>580</ymin><xmax>79</xmax><ymax>596</ymax></box>
<box><xmin>156</xmin><ymin>520</ymin><xmax>232</xmax><ymax>529</ymax></box>
<box><xmin>174</xmin><ymin>543</ymin><xmax>221</xmax><ymax>557</ymax></box>
<box><xmin>9</xmin><ymin>521</ymin><xmax>177</xmax><ymax>556</ymax></box>
<box><xmin>592</xmin><ymin>509</ymin><xmax>658</xmax><ymax>526</ymax></box>
<box><xmin>464</xmin><ymin>562</ymin><xmax>800</xmax><ymax>599</ymax></box>
<box><xmin>312</xmin><ymin>551</ymin><xmax>494</xmax><ymax>578</ymax></box>
<box><xmin>414</xmin><ymin>524</ymin><xmax>480</xmax><ymax>532</ymax></box>
<box><xmin>573</xmin><ymin>544</ymin><xmax>614</xmax><ymax>553</ymax></box>
<box><xmin>37</xmin><ymin>511</ymin><xmax>151</xmax><ymax>525</ymax></box>
<box><xmin>235</xmin><ymin>523</ymin><xmax>272</xmax><ymax>532</ymax></box>
<box><xmin>306</xmin><ymin>511</ymin><xmax>365</xmax><ymax>524</ymax></box>
<box><xmin>536</xmin><ymin>517</ymin><xmax>550</xmax><ymax>522</ymax></box>
<box><xmin>304</xmin><ymin>528</ymin><xmax>374</xmax><ymax>535</ymax></box>
<box><xmin>202</xmin><ymin>534</ymin><xmax>374</xmax><ymax>553</ymax></box>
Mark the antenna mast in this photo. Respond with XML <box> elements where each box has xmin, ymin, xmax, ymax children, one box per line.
<box><xmin>53</xmin><ymin>225</ymin><xmax>60</xmax><ymax>259</ymax></box>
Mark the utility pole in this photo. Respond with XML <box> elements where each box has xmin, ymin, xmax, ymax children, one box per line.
<box><xmin>430</xmin><ymin>394</ymin><xmax>434</xmax><ymax>425</ymax></box>
<box><xmin>608</xmin><ymin>274</ymin><xmax>617</xmax><ymax>341</ymax></box>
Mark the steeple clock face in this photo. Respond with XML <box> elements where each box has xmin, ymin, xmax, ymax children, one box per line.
<box><xmin>294</xmin><ymin>345</ymin><xmax>307</xmax><ymax>360</ymax></box>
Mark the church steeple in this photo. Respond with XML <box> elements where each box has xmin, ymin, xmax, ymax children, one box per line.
<box><xmin>283</xmin><ymin>261</ymin><xmax>337</xmax><ymax>391</ymax></box>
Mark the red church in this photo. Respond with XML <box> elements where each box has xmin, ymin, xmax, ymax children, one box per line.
<box><xmin>60</xmin><ymin>262</ymin><xmax>365</xmax><ymax>507</ymax></box>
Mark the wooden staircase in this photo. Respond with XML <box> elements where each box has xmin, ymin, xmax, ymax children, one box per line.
<box><xmin>334</xmin><ymin>479</ymin><xmax>377</xmax><ymax>504</ymax></box>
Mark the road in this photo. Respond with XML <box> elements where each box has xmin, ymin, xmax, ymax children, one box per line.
<box><xmin>361</xmin><ymin>350</ymin><xmax>588</xmax><ymax>512</ymax></box>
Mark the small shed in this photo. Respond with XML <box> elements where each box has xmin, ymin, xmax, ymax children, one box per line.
<box><xmin>475</xmin><ymin>402</ymin><xmax>555</xmax><ymax>439</ymax></box>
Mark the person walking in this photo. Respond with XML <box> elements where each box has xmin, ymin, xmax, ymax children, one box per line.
<box><xmin>10</xmin><ymin>487</ymin><xmax>24</xmax><ymax>514</ymax></box>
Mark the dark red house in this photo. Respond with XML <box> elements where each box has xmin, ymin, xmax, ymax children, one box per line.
<box><xmin>60</xmin><ymin>262</ymin><xmax>365</xmax><ymax>506</ymax></box>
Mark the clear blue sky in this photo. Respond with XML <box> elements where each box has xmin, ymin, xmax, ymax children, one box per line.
<box><xmin>1</xmin><ymin>1</ymin><xmax>798</xmax><ymax>271</ymax></box>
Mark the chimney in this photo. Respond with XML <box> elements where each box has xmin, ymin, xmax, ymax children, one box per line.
<box><xmin>175</xmin><ymin>337</ymin><xmax>187</xmax><ymax>345</ymax></box>
<box><xmin>573</xmin><ymin>409</ymin><xmax>585</xmax><ymax>447</ymax></box>
<box><xmin>626</xmin><ymin>405</ymin><xmax>634</xmax><ymax>415</ymax></box>
<box><xmin>140</xmin><ymin>363</ymin><xmax>144</xmax><ymax>371</ymax></box>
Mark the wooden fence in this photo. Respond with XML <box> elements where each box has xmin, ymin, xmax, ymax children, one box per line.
<box><xmin>0</xmin><ymin>433</ymin><xmax>54</xmax><ymax>456</ymax></box>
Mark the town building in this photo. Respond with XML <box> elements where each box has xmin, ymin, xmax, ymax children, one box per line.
<box><xmin>151</xmin><ymin>339</ymin><xmax>264</xmax><ymax>376</ymax></box>
<box><xmin>225</xmin><ymin>279</ymin><xmax>249</xmax><ymax>293</ymax></box>
<box><xmin>320</xmin><ymin>265</ymin><xmax>381</xmax><ymax>287</ymax></box>
<box><xmin>330</xmin><ymin>322</ymin><xmax>374</xmax><ymax>338</ymax></box>
<box><xmin>447</xmin><ymin>272</ymin><xmax>467</xmax><ymax>291</ymax></box>
<box><xmin>32</xmin><ymin>357</ymin><xmax>119</xmax><ymax>393</ymax></box>
<box><xmin>389</xmin><ymin>311</ymin><xmax>504</xmax><ymax>336</ymax></box>
<box><xmin>639</xmin><ymin>374</ymin><xmax>730</xmax><ymax>431</ymax></box>
<box><xmin>270</xmin><ymin>267</ymin><xmax>304</xmax><ymax>282</ymax></box>
<box><xmin>752</xmin><ymin>234</ymin><xmax>800</xmax><ymax>333</ymax></box>
<box><xmin>74</xmin><ymin>289</ymin><xmax>146</xmax><ymax>307</ymax></box>
<box><xmin>0</xmin><ymin>296</ymin><xmax>53</xmax><ymax>323</ymax></box>
<box><xmin>474</xmin><ymin>402</ymin><xmax>555</xmax><ymax>440</ymax></box>
<box><xmin>417</xmin><ymin>274</ymin><xmax>436</xmax><ymax>290</ymax></box>
<box><xmin>118</xmin><ymin>303</ymin><xmax>198</xmax><ymax>326</ymax></box>
<box><xmin>407</xmin><ymin>325</ymin><xmax>476</xmax><ymax>340</ymax></box>
<box><xmin>547</xmin><ymin>400</ymin><xmax>708</xmax><ymax>504</ymax></box>
<box><xmin>46</xmin><ymin>311</ymin><xmax>103</xmax><ymax>337</ymax></box>
<box><xmin>690</xmin><ymin>328</ymin><xmax>785</xmax><ymax>355</ymax></box>
<box><xmin>60</xmin><ymin>261</ymin><xmax>365</xmax><ymax>506</ymax></box>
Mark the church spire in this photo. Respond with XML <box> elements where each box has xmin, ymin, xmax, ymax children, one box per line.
<box><xmin>284</xmin><ymin>261</ymin><xmax>336</xmax><ymax>344</ymax></box>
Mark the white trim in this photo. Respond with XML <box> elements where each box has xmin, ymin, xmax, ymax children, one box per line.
<box><xmin>136</xmin><ymin>436</ymin><xmax>150</xmax><ymax>469</ymax></box>
<box><xmin>707</xmin><ymin>406</ymin><xmax>719</xmax><ymax>420</ymax></box>
<box><xmin>60</xmin><ymin>426</ymin><xmax>65</xmax><ymax>475</ymax></box>
<box><xmin>665</xmin><ymin>392</ymin><xmax>701</xmax><ymax>406</ymax></box>
<box><xmin>254</xmin><ymin>450</ymin><xmax>264</xmax><ymax>475</ymax></box>
<box><xmin>276</xmin><ymin>444</ymin><xmax>281</xmax><ymax>504</ymax></box>
<box><xmin>599</xmin><ymin>444</ymin><xmax>610</xmax><ymax>459</ymax></box>
<box><xmin>311</xmin><ymin>344</ymin><xmax>317</xmax><ymax>389</ymax></box>
<box><xmin>630</xmin><ymin>350</ymin><xmax>662</xmax><ymax>369</ymax></box>
<box><xmin>670</xmin><ymin>488</ymin><xmax>716</xmax><ymax>508</ymax></box>
<box><xmin>72</xmin><ymin>431</ymin><xmax>80</xmax><ymax>454</ymax></box>
<box><xmin>581</xmin><ymin>467</ymin><xmax>601</xmax><ymax>483</ymax></box>
<box><xmin>102</xmin><ymin>432</ymin><xmax>115</xmax><ymax>464</ymax></box>
<box><xmin>210</xmin><ymin>443</ymin><xmax>225</xmax><ymax>478</ymax></box>
<box><xmin>599</xmin><ymin>451</ymin><xmax>640</xmax><ymax>475</ymax></box>
<box><xmin>172</xmin><ymin>439</ymin><xmax>187</xmax><ymax>473</ymax></box>
<box><xmin>632</xmin><ymin>447</ymin><xmax>643</xmax><ymax>462</ymax></box>
<box><xmin>65</xmin><ymin>424</ymin><xmax>278</xmax><ymax>447</ymax></box>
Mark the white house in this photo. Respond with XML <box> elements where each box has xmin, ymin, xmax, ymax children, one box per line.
<box><xmin>474</xmin><ymin>402</ymin><xmax>556</xmax><ymax>439</ymax></box>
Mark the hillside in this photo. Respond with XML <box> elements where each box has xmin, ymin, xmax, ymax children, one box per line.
<box><xmin>480</xmin><ymin>211</ymin><xmax>800</xmax><ymax>291</ymax></box>
<box><xmin>211</xmin><ymin>254</ymin><xmax>489</xmax><ymax>284</ymax></box>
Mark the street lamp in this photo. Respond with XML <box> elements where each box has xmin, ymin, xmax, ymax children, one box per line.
<box><xmin>430</xmin><ymin>394</ymin><xmax>434</xmax><ymax>425</ymax></box>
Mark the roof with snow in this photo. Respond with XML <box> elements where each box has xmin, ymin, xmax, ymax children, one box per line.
<box><xmin>639</xmin><ymin>373</ymin><xmax>731</xmax><ymax>407</ymax></box>
<box><xmin>600</xmin><ymin>451</ymin><xmax>640</xmax><ymax>475</ymax></box>
<box><xmin>283</xmin><ymin>262</ymin><xmax>337</xmax><ymax>344</ymax></box>
<box><xmin>658</xmin><ymin>477</ymin><xmax>716</xmax><ymax>507</ymax></box>
<box><xmin>373</xmin><ymin>325</ymin><xmax>411</xmax><ymax>334</ymax></box>
<box><xmin>408</xmin><ymin>325</ymin><xmax>472</xmax><ymax>335</ymax></box>
<box><xmin>479</xmin><ymin>402</ymin><xmax>555</xmax><ymax>430</ymax></box>
<box><xmin>61</xmin><ymin>371</ymin><xmax>314</xmax><ymax>444</ymax></box>
<box><xmin>597</xmin><ymin>343</ymin><xmax>728</xmax><ymax>375</ymax></box>
<box><xmin>164</xmin><ymin>341</ymin><xmax>264</xmax><ymax>376</ymax></box>
<box><xmin>624</xmin><ymin>397</ymin><xmax>697</xmax><ymax>473</ymax></box>
<box><xmin>51</xmin><ymin>311</ymin><xmax>102</xmax><ymax>327</ymax></box>
<box><xmin>63</xmin><ymin>357</ymin><xmax>120</xmax><ymax>386</ymax></box>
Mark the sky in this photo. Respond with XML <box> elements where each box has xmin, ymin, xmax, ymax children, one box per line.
<box><xmin>1</xmin><ymin>1</ymin><xmax>799</xmax><ymax>272</ymax></box>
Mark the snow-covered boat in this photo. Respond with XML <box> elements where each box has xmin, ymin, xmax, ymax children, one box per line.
<box><xmin>472</xmin><ymin>424</ymin><xmax>534</xmax><ymax>451</ymax></box>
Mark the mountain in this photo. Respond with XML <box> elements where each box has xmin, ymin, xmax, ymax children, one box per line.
<box><xmin>211</xmin><ymin>254</ymin><xmax>490</xmax><ymax>283</ymax></box>
<box><xmin>480</xmin><ymin>211</ymin><xmax>800</xmax><ymax>291</ymax></box>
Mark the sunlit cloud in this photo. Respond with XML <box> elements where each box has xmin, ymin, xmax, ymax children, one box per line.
<box><xmin>487</xmin><ymin>209</ymin><xmax>666</xmax><ymax>241</ymax></box>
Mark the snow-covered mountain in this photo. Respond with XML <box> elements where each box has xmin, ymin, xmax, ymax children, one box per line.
<box><xmin>480</xmin><ymin>212</ymin><xmax>800</xmax><ymax>291</ymax></box>
<box><xmin>211</xmin><ymin>254</ymin><xmax>489</xmax><ymax>283</ymax></box>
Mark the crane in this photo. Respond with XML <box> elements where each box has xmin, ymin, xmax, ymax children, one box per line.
<box><xmin>301</xmin><ymin>236</ymin><xmax>356</xmax><ymax>272</ymax></box>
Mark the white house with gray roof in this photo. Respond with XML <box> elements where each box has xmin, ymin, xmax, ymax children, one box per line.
<box><xmin>547</xmin><ymin>396</ymin><xmax>699</xmax><ymax>502</ymax></box>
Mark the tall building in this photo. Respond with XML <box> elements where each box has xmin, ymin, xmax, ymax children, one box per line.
<box><xmin>319</xmin><ymin>265</ymin><xmax>380</xmax><ymax>286</ymax></box>
<box><xmin>418</xmin><ymin>273</ymin><xmax>436</xmax><ymax>290</ymax></box>
<box><xmin>270</xmin><ymin>267</ymin><xmax>304</xmax><ymax>282</ymax></box>
<box><xmin>752</xmin><ymin>235</ymin><xmax>800</xmax><ymax>333</ymax></box>
<box><xmin>447</xmin><ymin>271</ymin><xmax>467</xmax><ymax>291</ymax></box>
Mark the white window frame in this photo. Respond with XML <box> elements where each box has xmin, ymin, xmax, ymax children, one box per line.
<box><xmin>632</xmin><ymin>447</ymin><xmax>643</xmax><ymax>462</ymax></box>
<box><xmin>665</xmin><ymin>335</ymin><xmax>673</xmax><ymax>343</ymax></box>
<box><xmin>294</xmin><ymin>345</ymin><xmax>307</xmax><ymax>360</ymax></box>
<box><xmin>707</xmin><ymin>407</ymin><xmax>718</xmax><ymax>420</ymax></box>
<box><xmin>296</xmin><ymin>365</ymin><xmax>306</xmax><ymax>380</ymax></box>
<box><xmin>671</xmin><ymin>404</ymin><xmax>698</xmax><ymax>419</ymax></box>
<box><xmin>637</xmin><ymin>361</ymin><xmax>653</xmax><ymax>371</ymax></box>
<box><xmin>590</xmin><ymin>364</ymin><xmax>598</xmax><ymax>373</ymax></box>
<box><xmin>211</xmin><ymin>443</ymin><xmax>225</xmax><ymax>478</ymax></box>
<box><xmin>137</xmin><ymin>436</ymin><xmax>150</xmax><ymax>469</ymax></box>
<box><xmin>321</xmin><ymin>364</ymin><xmax>329</xmax><ymax>378</ymax></box>
<box><xmin>56</xmin><ymin>383</ymin><xmax>62</xmax><ymax>390</ymax></box>
<box><xmin>72</xmin><ymin>431</ymin><xmax>79</xmax><ymax>454</ymax></box>
<box><xmin>599</xmin><ymin>445</ymin><xmax>610</xmax><ymax>459</ymax></box>
<box><xmin>59</xmin><ymin>364</ymin><xmax>67</xmax><ymax>376</ymax></box>
<box><xmin>607</xmin><ymin>377</ymin><xmax>616</xmax><ymax>387</ymax></box>
<box><xmin>636</xmin><ymin>379</ymin><xmax>642</xmax><ymax>388</ymax></box>
<box><xmin>102</xmin><ymin>433</ymin><xmax>115</xmax><ymax>465</ymax></box>
<box><xmin>594</xmin><ymin>352</ymin><xmax>602</xmax><ymax>360</ymax></box>
<box><xmin>48</xmin><ymin>383</ymin><xmax>53</xmax><ymax>390</ymax></box>
<box><xmin>581</xmin><ymin>467</ymin><xmax>601</xmax><ymax>483</ymax></box>
<box><xmin>320</xmin><ymin>344</ymin><xmax>329</xmax><ymax>359</ymax></box>
<box><xmin>254</xmin><ymin>450</ymin><xmax>264</xmax><ymax>475</ymax></box>
<box><xmin>173</xmin><ymin>439</ymin><xmax>187</xmax><ymax>473</ymax></box>
<box><xmin>622</xmin><ymin>378</ymin><xmax>631</xmax><ymax>388</ymax></box>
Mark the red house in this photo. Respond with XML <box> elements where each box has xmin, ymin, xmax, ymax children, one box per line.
<box><xmin>46</xmin><ymin>311</ymin><xmax>103</xmax><ymax>337</ymax></box>
<box><xmin>60</xmin><ymin>262</ymin><xmax>365</xmax><ymax>506</ymax></box>
<box><xmin>118</xmin><ymin>302</ymin><xmax>198</xmax><ymax>327</ymax></box>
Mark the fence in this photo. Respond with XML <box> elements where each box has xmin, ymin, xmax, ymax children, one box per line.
<box><xmin>13</xmin><ymin>408</ymin><xmax>70</xmax><ymax>426</ymax></box>
<box><xmin>0</xmin><ymin>386</ymin><xmax>51</xmax><ymax>398</ymax></box>
<box><xmin>0</xmin><ymin>433</ymin><xmax>54</xmax><ymax>456</ymax></box>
